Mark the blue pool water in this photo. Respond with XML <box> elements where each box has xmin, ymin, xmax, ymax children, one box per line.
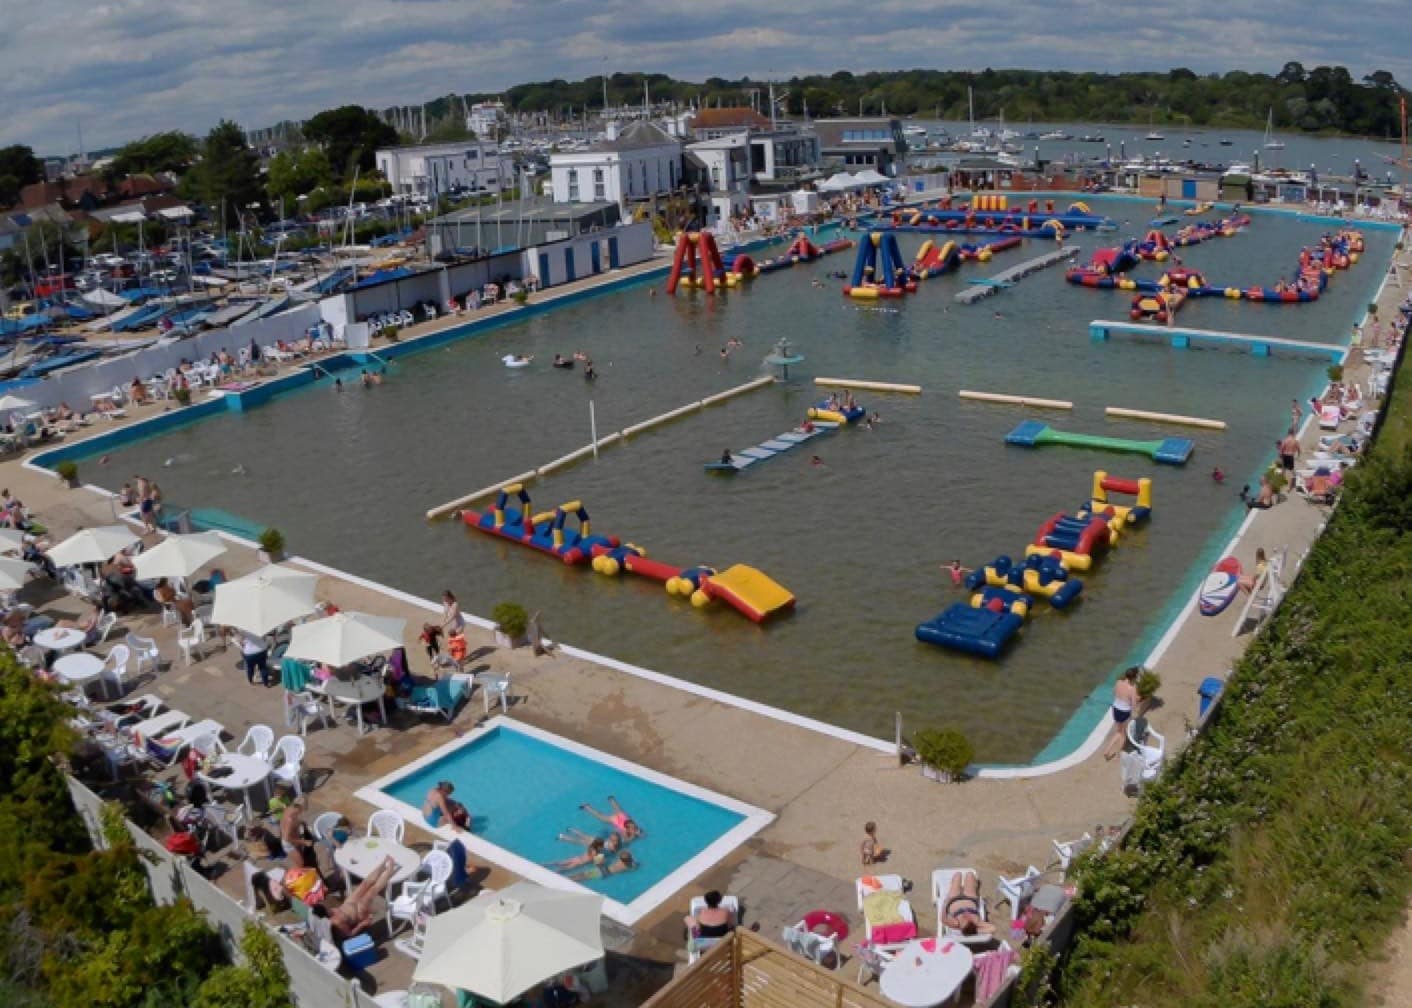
<box><xmin>380</xmin><ymin>724</ymin><xmax>747</xmax><ymax>905</ymax></box>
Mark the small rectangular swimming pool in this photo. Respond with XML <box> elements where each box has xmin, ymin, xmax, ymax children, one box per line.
<box><xmin>359</xmin><ymin>718</ymin><xmax>773</xmax><ymax>924</ymax></box>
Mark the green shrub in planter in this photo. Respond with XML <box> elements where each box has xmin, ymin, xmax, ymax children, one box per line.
<box><xmin>1137</xmin><ymin>669</ymin><xmax>1162</xmax><ymax>702</ymax></box>
<box><xmin>55</xmin><ymin>460</ymin><xmax>79</xmax><ymax>486</ymax></box>
<box><xmin>511</xmin><ymin>290</ymin><xmax>529</xmax><ymax>305</ymax></box>
<box><xmin>173</xmin><ymin>386</ymin><xmax>192</xmax><ymax>406</ymax></box>
<box><xmin>1327</xmin><ymin>363</ymin><xmax>1344</xmax><ymax>384</ymax></box>
<box><xmin>257</xmin><ymin>528</ymin><xmax>285</xmax><ymax>556</ymax></box>
<box><xmin>383</xmin><ymin>325</ymin><xmax>401</xmax><ymax>343</ymax></box>
<box><xmin>492</xmin><ymin>602</ymin><xmax>529</xmax><ymax>640</ymax></box>
<box><xmin>913</xmin><ymin>727</ymin><xmax>975</xmax><ymax>779</ymax></box>
<box><xmin>1367</xmin><ymin>302</ymin><xmax>1378</xmax><ymax>317</ymax></box>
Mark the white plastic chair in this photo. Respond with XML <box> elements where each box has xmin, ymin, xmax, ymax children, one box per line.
<box><xmin>854</xmin><ymin>941</ymin><xmax>895</xmax><ymax>986</ymax></box>
<box><xmin>286</xmin><ymin>690</ymin><xmax>331</xmax><ymax>736</ymax></box>
<box><xmin>996</xmin><ymin>866</ymin><xmax>1043</xmax><ymax>917</ymax></box>
<box><xmin>781</xmin><ymin>922</ymin><xmax>836</xmax><ymax>967</ymax></box>
<box><xmin>160</xmin><ymin>599</ymin><xmax>180</xmax><ymax>627</ymax></box>
<box><xmin>90</xmin><ymin>611</ymin><xmax>119</xmax><ymax>646</ymax></box>
<box><xmin>415</xmin><ymin>849</ymin><xmax>454</xmax><ymax>912</ymax></box>
<box><xmin>177</xmin><ymin>618</ymin><xmax>207</xmax><ymax>665</ymax></box>
<box><xmin>1052</xmin><ymin>833</ymin><xmax>1094</xmax><ymax>877</ymax></box>
<box><xmin>369</xmin><ymin>809</ymin><xmax>404</xmax><ymax>844</ymax></box>
<box><xmin>1127</xmin><ymin>721</ymin><xmax>1166</xmax><ymax>780</ymax></box>
<box><xmin>312</xmin><ymin>810</ymin><xmax>349</xmax><ymax>888</ymax></box>
<box><xmin>101</xmin><ymin>643</ymin><xmax>131</xmax><ymax>699</ymax></box>
<box><xmin>269</xmin><ymin>735</ymin><xmax>305</xmax><ymax>795</ymax></box>
<box><xmin>478</xmin><ymin>672</ymin><xmax>510</xmax><ymax>714</ymax></box>
<box><xmin>125</xmin><ymin>632</ymin><xmax>161</xmax><ymax>677</ymax></box>
<box><xmin>236</xmin><ymin>724</ymin><xmax>275</xmax><ymax>761</ymax></box>
<box><xmin>931</xmin><ymin>868</ymin><xmax>992</xmax><ymax>945</ymax></box>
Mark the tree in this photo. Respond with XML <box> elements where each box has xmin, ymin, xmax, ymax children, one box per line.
<box><xmin>302</xmin><ymin>105</ymin><xmax>398</xmax><ymax>178</ymax></box>
<box><xmin>108</xmin><ymin>132</ymin><xmax>197</xmax><ymax>178</ymax></box>
<box><xmin>188</xmin><ymin>121</ymin><xmax>263</xmax><ymax>229</ymax></box>
<box><xmin>1276</xmin><ymin>61</ymin><xmax>1307</xmax><ymax>85</ymax></box>
<box><xmin>193</xmin><ymin>923</ymin><xmax>292</xmax><ymax>1008</ymax></box>
<box><xmin>266</xmin><ymin>147</ymin><xmax>333</xmax><ymax>206</ymax></box>
<box><xmin>0</xmin><ymin>145</ymin><xmax>43</xmax><ymax>208</ymax></box>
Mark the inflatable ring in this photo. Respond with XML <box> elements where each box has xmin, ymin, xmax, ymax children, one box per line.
<box><xmin>801</xmin><ymin>909</ymin><xmax>850</xmax><ymax>941</ymax></box>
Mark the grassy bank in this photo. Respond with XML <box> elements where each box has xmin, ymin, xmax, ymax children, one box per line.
<box><xmin>1056</xmin><ymin>349</ymin><xmax>1412</xmax><ymax>1006</ymax></box>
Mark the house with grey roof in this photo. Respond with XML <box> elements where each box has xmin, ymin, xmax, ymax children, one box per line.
<box><xmin>549</xmin><ymin>121</ymin><xmax>682</xmax><ymax>208</ymax></box>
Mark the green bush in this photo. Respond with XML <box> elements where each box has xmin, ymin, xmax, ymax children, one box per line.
<box><xmin>511</xmin><ymin>289</ymin><xmax>529</xmax><ymax>304</ymax></box>
<box><xmin>1135</xmin><ymin>668</ymin><xmax>1161</xmax><ymax>701</ymax></box>
<box><xmin>1056</xmin><ymin>407</ymin><xmax>1412</xmax><ymax>1008</ymax></box>
<box><xmin>912</xmin><ymin>728</ymin><xmax>974</xmax><ymax>778</ymax></box>
<box><xmin>257</xmin><ymin>527</ymin><xmax>285</xmax><ymax>555</ymax></box>
<box><xmin>382</xmin><ymin>325</ymin><xmax>400</xmax><ymax>342</ymax></box>
<box><xmin>1327</xmin><ymin>363</ymin><xmax>1344</xmax><ymax>383</ymax></box>
<box><xmin>173</xmin><ymin>386</ymin><xmax>192</xmax><ymax>406</ymax></box>
<box><xmin>492</xmin><ymin>602</ymin><xmax>529</xmax><ymax>639</ymax></box>
<box><xmin>54</xmin><ymin>460</ymin><xmax>78</xmax><ymax>484</ymax></box>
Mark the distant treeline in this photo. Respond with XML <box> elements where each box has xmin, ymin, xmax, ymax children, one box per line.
<box><xmin>426</xmin><ymin>63</ymin><xmax>1407</xmax><ymax>139</ymax></box>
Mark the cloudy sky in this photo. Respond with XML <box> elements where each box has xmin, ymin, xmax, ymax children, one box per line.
<box><xmin>4</xmin><ymin>0</ymin><xmax>1408</xmax><ymax>155</ymax></box>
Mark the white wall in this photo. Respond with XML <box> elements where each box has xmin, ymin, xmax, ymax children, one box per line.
<box><xmin>525</xmin><ymin>222</ymin><xmax>655</xmax><ymax>287</ymax></box>
<box><xmin>12</xmin><ymin>304</ymin><xmax>321</xmax><ymax>414</ymax></box>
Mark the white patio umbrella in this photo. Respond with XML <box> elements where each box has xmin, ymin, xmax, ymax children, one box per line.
<box><xmin>131</xmin><ymin>532</ymin><xmax>227</xmax><ymax>581</ymax></box>
<box><xmin>47</xmin><ymin>525</ymin><xmax>140</xmax><ymax>567</ymax></box>
<box><xmin>413</xmin><ymin>883</ymin><xmax>604</xmax><ymax>1004</ymax></box>
<box><xmin>0</xmin><ymin>394</ymin><xmax>35</xmax><ymax>414</ymax></box>
<box><xmin>0</xmin><ymin>555</ymin><xmax>35</xmax><ymax>591</ymax></box>
<box><xmin>0</xmin><ymin>528</ymin><xmax>28</xmax><ymax>553</ymax></box>
<box><xmin>209</xmin><ymin>565</ymin><xmax>318</xmax><ymax>635</ymax></box>
<box><xmin>283</xmin><ymin>610</ymin><xmax>406</xmax><ymax>667</ymax></box>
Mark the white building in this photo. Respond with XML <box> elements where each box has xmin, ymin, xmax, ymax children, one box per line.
<box><xmin>467</xmin><ymin>101</ymin><xmax>506</xmax><ymax>139</ymax></box>
<box><xmin>549</xmin><ymin>121</ymin><xmax>682</xmax><ymax>207</ymax></box>
<box><xmin>685</xmin><ymin>135</ymin><xmax>752</xmax><ymax>224</ymax></box>
<box><xmin>375</xmin><ymin>142</ymin><xmax>515</xmax><ymax>197</ymax></box>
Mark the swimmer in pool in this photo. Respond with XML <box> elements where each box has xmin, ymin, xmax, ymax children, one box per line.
<box><xmin>580</xmin><ymin>797</ymin><xmax>642</xmax><ymax>840</ymax></box>
<box><xmin>568</xmin><ymin>850</ymin><xmax>637</xmax><ymax>881</ymax></box>
<box><xmin>422</xmin><ymin>781</ymin><xmax>469</xmax><ymax>832</ymax></box>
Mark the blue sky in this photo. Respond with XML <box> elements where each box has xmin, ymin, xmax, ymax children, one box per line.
<box><xmin>3</xmin><ymin>0</ymin><xmax>1408</xmax><ymax>155</ymax></box>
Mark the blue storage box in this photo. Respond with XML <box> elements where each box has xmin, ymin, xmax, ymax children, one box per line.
<box><xmin>342</xmin><ymin>933</ymin><xmax>376</xmax><ymax>970</ymax></box>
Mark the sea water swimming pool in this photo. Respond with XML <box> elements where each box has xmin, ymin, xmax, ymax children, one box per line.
<box><xmin>70</xmin><ymin>198</ymin><xmax>1398</xmax><ymax>762</ymax></box>
<box><xmin>360</xmin><ymin>719</ymin><xmax>771</xmax><ymax>924</ymax></box>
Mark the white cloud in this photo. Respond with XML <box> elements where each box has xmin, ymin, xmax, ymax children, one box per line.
<box><xmin>0</xmin><ymin>0</ymin><xmax>1407</xmax><ymax>153</ymax></box>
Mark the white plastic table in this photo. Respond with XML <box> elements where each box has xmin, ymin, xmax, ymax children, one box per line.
<box><xmin>34</xmin><ymin>626</ymin><xmax>87</xmax><ymax>653</ymax></box>
<box><xmin>334</xmin><ymin>835</ymin><xmax>420</xmax><ymax>884</ymax></box>
<box><xmin>879</xmin><ymin>938</ymin><xmax>975</xmax><ymax>1008</ymax></box>
<box><xmin>318</xmin><ymin>675</ymin><xmax>386</xmax><ymax>734</ymax></box>
<box><xmin>55</xmin><ymin>652</ymin><xmax>106</xmax><ymax>696</ymax></box>
<box><xmin>198</xmin><ymin>752</ymin><xmax>273</xmax><ymax>816</ymax></box>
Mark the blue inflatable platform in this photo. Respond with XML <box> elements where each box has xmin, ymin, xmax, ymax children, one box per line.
<box><xmin>915</xmin><ymin>604</ymin><xmax>1024</xmax><ymax>659</ymax></box>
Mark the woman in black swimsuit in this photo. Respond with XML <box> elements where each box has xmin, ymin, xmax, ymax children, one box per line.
<box><xmin>941</xmin><ymin>871</ymin><xmax>995</xmax><ymax>936</ymax></box>
<box><xmin>684</xmin><ymin>889</ymin><xmax>736</xmax><ymax>938</ymax></box>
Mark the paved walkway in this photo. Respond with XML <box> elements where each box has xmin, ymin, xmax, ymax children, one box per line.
<box><xmin>16</xmin><ymin>213</ymin><xmax>1406</xmax><ymax>999</ymax></box>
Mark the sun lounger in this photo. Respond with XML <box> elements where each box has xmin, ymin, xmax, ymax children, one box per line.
<box><xmin>129</xmin><ymin>708</ymin><xmax>190</xmax><ymax>743</ymax></box>
<box><xmin>931</xmin><ymin>868</ymin><xmax>994</xmax><ymax>946</ymax></box>
<box><xmin>855</xmin><ymin>874</ymin><xmax>917</xmax><ymax>950</ymax></box>
<box><xmin>1318</xmin><ymin>403</ymin><xmax>1342</xmax><ymax>430</ymax></box>
<box><xmin>146</xmin><ymin>719</ymin><xmax>226</xmax><ymax>764</ymax></box>
<box><xmin>402</xmin><ymin>675</ymin><xmax>469</xmax><ymax>722</ymax></box>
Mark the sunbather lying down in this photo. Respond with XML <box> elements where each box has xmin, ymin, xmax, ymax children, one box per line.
<box><xmin>942</xmin><ymin>871</ymin><xmax>995</xmax><ymax>936</ymax></box>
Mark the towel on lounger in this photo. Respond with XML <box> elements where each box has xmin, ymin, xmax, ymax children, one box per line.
<box><xmin>863</xmin><ymin>890</ymin><xmax>917</xmax><ymax>945</ymax></box>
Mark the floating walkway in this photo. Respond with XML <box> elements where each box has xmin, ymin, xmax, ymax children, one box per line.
<box><xmin>955</xmin><ymin>246</ymin><xmax>1080</xmax><ymax>304</ymax></box>
<box><xmin>705</xmin><ymin>421</ymin><xmax>840</xmax><ymax>472</ymax></box>
<box><xmin>1089</xmin><ymin>320</ymin><xmax>1347</xmax><ymax>362</ymax></box>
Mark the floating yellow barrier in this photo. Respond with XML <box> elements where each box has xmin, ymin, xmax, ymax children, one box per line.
<box><xmin>1105</xmin><ymin>406</ymin><xmax>1227</xmax><ymax>430</ymax></box>
<box><xmin>814</xmin><ymin>377</ymin><xmax>922</xmax><ymax>395</ymax></box>
<box><xmin>959</xmin><ymin>390</ymin><xmax>1073</xmax><ymax>410</ymax></box>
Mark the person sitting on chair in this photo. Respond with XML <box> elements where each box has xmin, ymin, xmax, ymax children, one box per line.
<box><xmin>683</xmin><ymin>889</ymin><xmax>736</xmax><ymax>938</ymax></box>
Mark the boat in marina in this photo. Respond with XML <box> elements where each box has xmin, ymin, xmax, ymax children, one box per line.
<box><xmin>1263</xmin><ymin>108</ymin><xmax>1286</xmax><ymax>150</ymax></box>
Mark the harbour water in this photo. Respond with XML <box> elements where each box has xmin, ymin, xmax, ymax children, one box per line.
<box><xmin>82</xmin><ymin>199</ymin><xmax>1396</xmax><ymax>761</ymax></box>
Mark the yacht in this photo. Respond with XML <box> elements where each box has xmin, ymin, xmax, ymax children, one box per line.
<box><xmin>1263</xmin><ymin>108</ymin><xmax>1286</xmax><ymax>150</ymax></box>
<box><xmin>1218</xmin><ymin>138</ymin><xmax>1234</xmax><ymax>147</ymax></box>
<box><xmin>1040</xmin><ymin>130</ymin><xmax>1072</xmax><ymax>140</ymax></box>
<box><xmin>1078</xmin><ymin>134</ymin><xmax>1104</xmax><ymax>143</ymax></box>
<box><xmin>903</xmin><ymin>125</ymin><xmax>928</xmax><ymax>141</ymax></box>
<box><xmin>1145</xmin><ymin>130</ymin><xmax>1165</xmax><ymax>141</ymax></box>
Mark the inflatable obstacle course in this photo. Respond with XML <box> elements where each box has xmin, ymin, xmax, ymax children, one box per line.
<box><xmin>459</xmin><ymin>485</ymin><xmax>794</xmax><ymax>622</ymax></box>
<box><xmin>755</xmin><ymin>233</ymin><xmax>855</xmax><ymax>274</ymax></box>
<box><xmin>916</xmin><ymin>472</ymin><xmax>1153</xmax><ymax>658</ymax></box>
<box><xmin>844</xmin><ymin>230</ymin><xmax>915</xmax><ymax>298</ymax></box>
<box><xmin>1005</xmin><ymin>420</ymin><xmax>1193</xmax><ymax>465</ymax></box>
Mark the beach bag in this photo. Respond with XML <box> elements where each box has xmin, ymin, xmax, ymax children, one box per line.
<box><xmin>165</xmin><ymin>831</ymin><xmax>201</xmax><ymax>856</ymax></box>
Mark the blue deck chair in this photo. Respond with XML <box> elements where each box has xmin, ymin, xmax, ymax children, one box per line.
<box><xmin>403</xmin><ymin>676</ymin><xmax>468</xmax><ymax>722</ymax></box>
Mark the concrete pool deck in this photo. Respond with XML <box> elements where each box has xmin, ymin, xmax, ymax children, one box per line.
<box><xmin>21</xmin><ymin>214</ymin><xmax>1408</xmax><ymax>994</ymax></box>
